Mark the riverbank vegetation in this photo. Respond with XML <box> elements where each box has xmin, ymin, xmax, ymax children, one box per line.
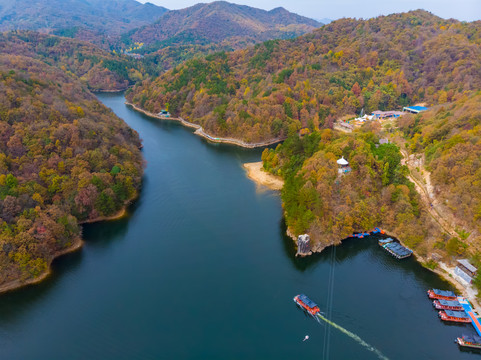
<box><xmin>127</xmin><ymin>10</ymin><xmax>481</xmax><ymax>142</ymax></box>
<box><xmin>0</xmin><ymin>54</ymin><xmax>143</xmax><ymax>288</ymax></box>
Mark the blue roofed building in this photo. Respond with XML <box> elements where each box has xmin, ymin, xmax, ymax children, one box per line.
<box><xmin>403</xmin><ymin>105</ymin><xmax>429</xmax><ymax>114</ymax></box>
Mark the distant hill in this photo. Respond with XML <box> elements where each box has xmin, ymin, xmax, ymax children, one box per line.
<box><xmin>128</xmin><ymin>1</ymin><xmax>321</xmax><ymax>50</ymax></box>
<box><xmin>0</xmin><ymin>0</ymin><xmax>168</xmax><ymax>44</ymax></box>
<box><xmin>0</xmin><ymin>31</ymin><xmax>145</xmax><ymax>91</ymax></box>
<box><xmin>317</xmin><ymin>18</ymin><xmax>332</xmax><ymax>24</ymax></box>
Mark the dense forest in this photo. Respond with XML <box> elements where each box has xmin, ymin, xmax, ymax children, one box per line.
<box><xmin>399</xmin><ymin>92</ymin><xmax>481</xmax><ymax>256</ymax></box>
<box><xmin>0</xmin><ymin>53</ymin><xmax>143</xmax><ymax>287</ymax></box>
<box><xmin>128</xmin><ymin>10</ymin><xmax>481</xmax><ymax>143</ymax></box>
<box><xmin>121</xmin><ymin>2</ymin><xmax>320</xmax><ymax>74</ymax></box>
<box><xmin>0</xmin><ymin>0</ymin><xmax>168</xmax><ymax>48</ymax></box>
<box><xmin>0</xmin><ymin>31</ymin><xmax>145</xmax><ymax>91</ymax></box>
<box><xmin>262</xmin><ymin>130</ymin><xmax>443</xmax><ymax>256</ymax></box>
<box><xmin>126</xmin><ymin>2</ymin><xmax>319</xmax><ymax>52</ymax></box>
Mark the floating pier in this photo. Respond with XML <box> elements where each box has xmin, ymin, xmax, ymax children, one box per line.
<box><xmin>378</xmin><ymin>238</ymin><xmax>393</xmax><ymax>246</ymax></box>
<box><xmin>349</xmin><ymin>228</ymin><xmax>411</xmax><ymax>259</ymax></box>
<box><xmin>380</xmin><ymin>241</ymin><xmax>413</xmax><ymax>259</ymax></box>
<box><xmin>458</xmin><ymin>297</ymin><xmax>481</xmax><ymax>336</ymax></box>
<box><xmin>351</xmin><ymin>227</ymin><xmax>386</xmax><ymax>238</ymax></box>
<box><xmin>371</xmin><ymin>227</ymin><xmax>385</xmax><ymax>235</ymax></box>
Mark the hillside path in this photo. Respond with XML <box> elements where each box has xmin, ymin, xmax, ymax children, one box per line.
<box><xmin>400</xmin><ymin>149</ymin><xmax>457</xmax><ymax>237</ymax></box>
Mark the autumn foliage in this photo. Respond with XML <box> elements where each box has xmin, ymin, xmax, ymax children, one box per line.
<box><xmin>0</xmin><ymin>53</ymin><xmax>143</xmax><ymax>286</ymax></box>
<box><xmin>0</xmin><ymin>31</ymin><xmax>145</xmax><ymax>91</ymax></box>
<box><xmin>128</xmin><ymin>10</ymin><xmax>481</xmax><ymax>143</ymax></box>
<box><xmin>262</xmin><ymin>130</ymin><xmax>442</xmax><ymax>255</ymax></box>
<box><xmin>399</xmin><ymin>92</ymin><xmax>481</xmax><ymax>254</ymax></box>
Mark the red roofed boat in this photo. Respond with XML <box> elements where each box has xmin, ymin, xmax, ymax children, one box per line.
<box><xmin>433</xmin><ymin>299</ymin><xmax>464</xmax><ymax>311</ymax></box>
<box><xmin>427</xmin><ymin>289</ymin><xmax>457</xmax><ymax>300</ymax></box>
<box><xmin>294</xmin><ymin>294</ymin><xmax>320</xmax><ymax>316</ymax></box>
<box><xmin>456</xmin><ymin>334</ymin><xmax>481</xmax><ymax>350</ymax></box>
<box><xmin>439</xmin><ymin>310</ymin><xmax>471</xmax><ymax>323</ymax></box>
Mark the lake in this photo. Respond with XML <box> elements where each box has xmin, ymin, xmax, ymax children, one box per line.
<box><xmin>0</xmin><ymin>92</ymin><xmax>476</xmax><ymax>359</ymax></box>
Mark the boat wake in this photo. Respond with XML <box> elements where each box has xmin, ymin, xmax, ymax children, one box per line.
<box><xmin>315</xmin><ymin>312</ymin><xmax>389</xmax><ymax>360</ymax></box>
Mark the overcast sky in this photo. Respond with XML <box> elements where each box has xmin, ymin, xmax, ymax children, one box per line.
<box><xmin>140</xmin><ymin>0</ymin><xmax>481</xmax><ymax>22</ymax></box>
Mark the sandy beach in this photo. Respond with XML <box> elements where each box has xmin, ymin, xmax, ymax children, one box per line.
<box><xmin>243</xmin><ymin>162</ymin><xmax>284</xmax><ymax>190</ymax></box>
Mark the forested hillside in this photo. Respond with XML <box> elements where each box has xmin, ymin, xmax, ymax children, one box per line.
<box><xmin>123</xmin><ymin>1</ymin><xmax>320</xmax><ymax>73</ymax></box>
<box><xmin>128</xmin><ymin>10</ymin><xmax>481</xmax><ymax>143</ymax></box>
<box><xmin>0</xmin><ymin>31</ymin><xmax>145</xmax><ymax>91</ymax></box>
<box><xmin>127</xmin><ymin>1</ymin><xmax>320</xmax><ymax>51</ymax></box>
<box><xmin>0</xmin><ymin>0</ymin><xmax>168</xmax><ymax>47</ymax></box>
<box><xmin>262</xmin><ymin>130</ymin><xmax>442</xmax><ymax>256</ymax></box>
<box><xmin>0</xmin><ymin>54</ymin><xmax>143</xmax><ymax>288</ymax></box>
<box><xmin>399</xmin><ymin>92</ymin><xmax>481</xmax><ymax>253</ymax></box>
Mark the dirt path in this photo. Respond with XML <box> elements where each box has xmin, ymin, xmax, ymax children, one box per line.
<box><xmin>399</xmin><ymin>148</ymin><xmax>479</xmax><ymax>309</ymax></box>
<box><xmin>400</xmin><ymin>149</ymin><xmax>458</xmax><ymax>237</ymax></box>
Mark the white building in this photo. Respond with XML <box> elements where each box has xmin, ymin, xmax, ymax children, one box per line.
<box><xmin>337</xmin><ymin>156</ymin><xmax>351</xmax><ymax>174</ymax></box>
<box><xmin>454</xmin><ymin>259</ymin><xmax>477</xmax><ymax>284</ymax></box>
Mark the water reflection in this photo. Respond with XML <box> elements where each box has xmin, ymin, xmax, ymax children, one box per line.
<box><xmin>0</xmin><ymin>249</ymin><xmax>83</xmax><ymax>323</ymax></box>
<box><xmin>281</xmin><ymin>223</ymin><xmax>457</xmax><ymax>293</ymax></box>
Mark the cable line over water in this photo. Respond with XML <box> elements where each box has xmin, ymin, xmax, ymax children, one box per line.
<box><xmin>319</xmin><ymin>245</ymin><xmax>388</xmax><ymax>360</ymax></box>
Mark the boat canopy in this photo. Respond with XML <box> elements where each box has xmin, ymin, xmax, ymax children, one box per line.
<box><xmin>298</xmin><ymin>294</ymin><xmax>318</xmax><ymax>308</ymax></box>
<box><xmin>463</xmin><ymin>334</ymin><xmax>481</xmax><ymax>344</ymax></box>
<box><xmin>439</xmin><ymin>300</ymin><xmax>461</xmax><ymax>306</ymax></box>
<box><xmin>433</xmin><ymin>289</ymin><xmax>456</xmax><ymax>297</ymax></box>
<box><xmin>385</xmin><ymin>242</ymin><xmax>412</xmax><ymax>256</ymax></box>
<box><xmin>445</xmin><ymin>310</ymin><xmax>469</xmax><ymax>318</ymax></box>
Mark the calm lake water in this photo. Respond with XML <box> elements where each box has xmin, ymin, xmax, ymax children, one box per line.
<box><xmin>0</xmin><ymin>92</ymin><xmax>477</xmax><ymax>359</ymax></box>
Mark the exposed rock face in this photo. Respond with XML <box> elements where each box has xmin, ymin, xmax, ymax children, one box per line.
<box><xmin>297</xmin><ymin>234</ymin><xmax>312</xmax><ymax>256</ymax></box>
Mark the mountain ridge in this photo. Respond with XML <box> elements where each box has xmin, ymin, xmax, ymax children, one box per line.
<box><xmin>0</xmin><ymin>0</ymin><xmax>168</xmax><ymax>40</ymax></box>
<box><xmin>128</xmin><ymin>1</ymin><xmax>321</xmax><ymax>48</ymax></box>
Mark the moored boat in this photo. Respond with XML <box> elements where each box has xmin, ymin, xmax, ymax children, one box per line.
<box><xmin>294</xmin><ymin>294</ymin><xmax>320</xmax><ymax>316</ymax></box>
<box><xmin>428</xmin><ymin>289</ymin><xmax>457</xmax><ymax>300</ymax></box>
<box><xmin>381</xmin><ymin>241</ymin><xmax>412</xmax><ymax>259</ymax></box>
<box><xmin>378</xmin><ymin>238</ymin><xmax>393</xmax><ymax>246</ymax></box>
<box><xmin>439</xmin><ymin>310</ymin><xmax>471</xmax><ymax>323</ymax></box>
<box><xmin>371</xmin><ymin>227</ymin><xmax>385</xmax><ymax>235</ymax></box>
<box><xmin>456</xmin><ymin>334</ymin><xmax>481</xmax><ymax>349</ymax></box>
<box><xmin>433</xmin><ymin>299</ymin><xmax>464</xmax><ymax>311</ymax></box>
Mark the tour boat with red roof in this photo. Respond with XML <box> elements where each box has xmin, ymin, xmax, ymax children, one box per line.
<box><xmin>427</xmin><ymin>289</ymin><xmax>457</xmax><ymax>300</ymax></box>
<box><xmin>456</xmin><ymin>334</ymin><xmax>481</xmax><ymax>350</ymax></box>
<box><xmin>294</xmin><ymin>294</ymin><xmax>320</xmax><ymax>316</ymax></box>
<box><xmin>433</xmin><ymin>299</ymin><xmax>464</xmax><ymax>311</ymax></box>
<box><xmin>439</xmin><ymin>310</ymin><xmax>471</xmax><ymax>323</ymax></box>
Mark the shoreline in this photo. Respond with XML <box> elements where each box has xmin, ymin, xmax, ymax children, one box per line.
<box><xmin>90</xmin><ymin>87</ymin><xmax>129</xmax><ymax>93</ymax></box>
<box><xmin>0</xmin><ymin>236</ymin><xmax>84</xmax><ymax>294</ymax></box>
<box><xmin>289</xmin><ymin>228</ymin><xmax>480</xmax><ymax>312</ymax></box>
<box><xmin>0</xmin><ymin>195</ymin><xmax>136</xmax><ymax>294</ymax></box>
<box><xmin>79</xmin><ymin>207</ymin><xmax>128</xmax><ymax>224</ymax></box>
<box><xmin>125</xmin><ymin>102</ymin><xmax>285</xmax><ymax>149</ymax></box>
<box><xmin>243</xmin><ymin>162</ymin><xmax>284</xmax><ymax>190</ymax></box>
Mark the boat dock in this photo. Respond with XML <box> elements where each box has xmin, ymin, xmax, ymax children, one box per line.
<box><xmin>351</xmin><ymin>227</ymin><xmax>385</xmax><ymax>238</ymax></box>
<box><xmin>458</xmin><ymin>297</ymin><xmax>481</xmax><ymax>336</ymax></box>
<box><xmin>380</xmin><ymin>241</ymin><xmax>413</xmax><ymax>259</ymax></box>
